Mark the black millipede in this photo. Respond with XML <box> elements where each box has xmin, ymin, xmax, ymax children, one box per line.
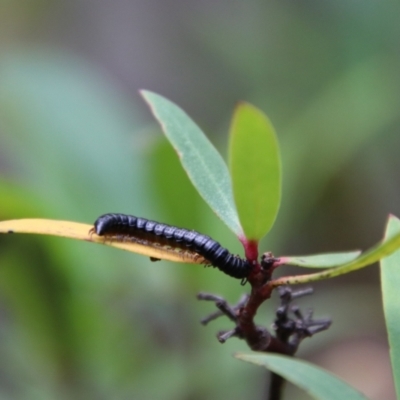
<box><xmin>91</xmin><ymin>213</ymin><xmax>253</xmax><ymax>280</ymax></box>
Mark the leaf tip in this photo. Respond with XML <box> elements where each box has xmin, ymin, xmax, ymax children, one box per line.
<box><xmin>386</xmin><ymin>214</ymin><xmax>400</xmax><ymax>230</ymax></box>
<box><xmin>139</xmin><ymin>89</ymin><xmax>152</xmax><ymax>101</ymax></box>
<box><xmin>233</xmin><ymin>101</ymin><xmax>256</xmax><ymax>115</ymax></box>
<box><xmin>234</xmin><ymin>100</ymin><xmax>248</xmax><ymax>109</ymax></box>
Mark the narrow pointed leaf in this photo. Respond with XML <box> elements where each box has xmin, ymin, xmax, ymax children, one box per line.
<box><xmin>229</xmin><ymin>103</ymin><xmax>281</xmax><ymax>240</ymax></box>
<box><xmin>380</xmin><ymin>215</ymin><xmax>400</xmax><ymax>397</ymax></box>
<box><xmin>278</xmin><ymin>251</ymin><xmax>361</xmax><ymax>268</ymax></box>
<box><xmin>273</xmin><ymin>220</ymin><xmax>400</xmax><ymax>286</ymax></box>
<box><xmin>141</xmin><ymin>90</ymin><xmax>242</xmax><ymax>237</ymax></box>
<box><xmin>236</xmin><ymin>353</ymin><xmax>368</xmax><ymax>400</ymax></box>
<box><xmin>0</xmin><ymin>219</ymin><xmax>203</xmax><ymax>264</ymax></box>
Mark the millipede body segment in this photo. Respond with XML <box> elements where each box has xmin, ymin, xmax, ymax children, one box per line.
<box><xmin>92</xmin><ymin>213</ymin><xmax>252</xmax><ymax>279</ymax></box>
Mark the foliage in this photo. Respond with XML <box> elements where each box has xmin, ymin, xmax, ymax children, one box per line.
<box><xmin>236</xmin><ymin>353</ymin><xmax>368</xmax><ymax>400</ymax></box>
<box><xmin>1</xmin><ymin>83</ymin><xmax>400</xmax><ymax>399</ymax></box>
<box><xmin>380</xmin><ymin>216</ymin><xmax>400</xmax><ymax>396</ymax></box>
<box><xmin>2</xmin><ymin>2</ymin><xmax>400</xmax><ymax>391</ymax></box>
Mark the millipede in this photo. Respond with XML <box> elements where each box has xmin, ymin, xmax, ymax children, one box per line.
<box><xmin>91</xmin><ymin>213</ymin><xmax>253</xmax><ymax>280</ymax></box>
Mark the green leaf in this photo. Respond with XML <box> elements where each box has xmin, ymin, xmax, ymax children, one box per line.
<box><xmin>380</xmin><ymin>215</ymin><xmax>400</xmax><ymax>398</ymax></box>
<box><xmin>236</xmin><ymin>353</ymin><xmax>368</xmax><ymax>400</ymax></box>
<box><xmin>281</xmin><ymin>251</ymin><xmax>361</xmax><ymax>268</ymax></box>
<box><xmin>141</xmin><ymin>90</ymin><xmax>243</xmax><ymax>237</ymax></box>
<box><xmin>229</xmin><ymin>103</ymin><xmax>281</xmax><ymax>240</ymax></box>
<box><xmin>273</xmin><ymin>218</ymin><xmax>400</xmax><ymax>286</ymax></box>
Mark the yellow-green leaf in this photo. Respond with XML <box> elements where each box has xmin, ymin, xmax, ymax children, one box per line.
<box><xmin>229</xmin><ymin>103</ymin><xmax>281</xmax><ymax>241</ymax></box>
<box><xmin>0</xmin><ymin>219</ymin><xmax>203</xmax><ymax>265</ymax></box>
<box><xmin>280</xmin><ymin>251</ymin><xmax>361</xmax><ymax>268</ymax></box>
<box><xmin>273</xmin><ymin>216</ymin><xmax>400</xmax><ymax>286</ymax></box>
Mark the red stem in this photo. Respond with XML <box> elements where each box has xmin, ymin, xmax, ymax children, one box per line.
<box><xmin>239</xmin><ymin>237</ymin><xmax>259</xmax><ymax>263</ymax></box>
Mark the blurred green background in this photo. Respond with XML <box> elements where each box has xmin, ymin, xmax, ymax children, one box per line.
<box><xmin>0</xmin><ymin>1</ymin><xmax>399</xmax><ymax>399</ymax></box>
